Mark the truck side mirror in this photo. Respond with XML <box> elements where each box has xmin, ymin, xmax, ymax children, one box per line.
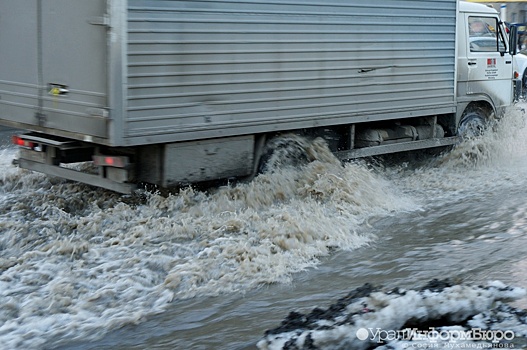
<box><xmin>509</xmin><ymin>25</ymin><xmax>518</xmax><ymax>55</ymax></box>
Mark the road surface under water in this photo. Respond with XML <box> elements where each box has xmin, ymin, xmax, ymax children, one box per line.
<box><xmin>1</xmin><ymin>106</ymin><xmax>527</xmax><ymax>349</ymax></box>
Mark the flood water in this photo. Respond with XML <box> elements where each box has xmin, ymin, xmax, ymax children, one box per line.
<box><xmin>1</xmin><ymin>105</ymin><xmax>527</xmax><ymax>350</ymax></box>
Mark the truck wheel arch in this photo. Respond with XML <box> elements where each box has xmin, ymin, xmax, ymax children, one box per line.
<box><xmin>457</xmin><ymin>102</ymin><xmax>495</xmax><ymax>139</ymax></box>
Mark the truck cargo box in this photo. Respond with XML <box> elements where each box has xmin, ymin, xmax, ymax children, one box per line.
<box><xmin>0</xmin><ymin>0</ymin><xmax>457</xmax><ymax>147</ymax></box>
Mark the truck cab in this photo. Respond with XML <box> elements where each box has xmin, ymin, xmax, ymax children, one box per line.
<box><xmin>456</xmin><ymin>2</ymin><xmax>520</xmax><ymax>137</ymax></box>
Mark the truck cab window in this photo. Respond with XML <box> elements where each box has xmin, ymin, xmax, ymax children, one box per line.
<box><xmin>469</xmin><ymin>16</ymin><xmax>506</xmax><ymax>52</ymax></box>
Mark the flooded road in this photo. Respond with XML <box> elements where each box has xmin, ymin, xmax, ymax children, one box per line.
<box><xmin>1</xmin><ymin>106</ymin><xmax>527</xmax><ymax>350</ymax></box>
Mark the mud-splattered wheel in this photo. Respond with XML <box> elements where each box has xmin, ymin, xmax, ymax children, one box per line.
<box><xmin>457</xmin><ymin>107</ymin><xmax>490</xmax><ymax>139</ymax></box>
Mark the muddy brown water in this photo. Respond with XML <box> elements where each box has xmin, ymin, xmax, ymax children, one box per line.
<box><xmin>1</xmin><ymin>107</ymin><xmax>527</xmax><ymax>350</ymax></box>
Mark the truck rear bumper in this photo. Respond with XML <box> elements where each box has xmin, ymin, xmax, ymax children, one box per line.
<box><xmin>17</xmin><ymin>158</ymin><xmax>135</xmax><ymax>194</ymax></box>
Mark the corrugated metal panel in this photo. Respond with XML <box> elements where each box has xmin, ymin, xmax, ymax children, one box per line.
<box><xmin>0</xmin><ymin>0</ymin><xmax>40</xmax><ymax>127</ymax></box>
<box><xmin>0</xmin><ymin>0</ymin><xmax>108</xmax><ymax>141</ymax></box>
<box><xmin>40</xmin><ymin>0</ymin><xmax>108</xmax><ymax>139</ymax></box>
<box><xmin>125</xmin><ymin>0</ymin><xmax>457</xmax><ymax>144</ymax></box>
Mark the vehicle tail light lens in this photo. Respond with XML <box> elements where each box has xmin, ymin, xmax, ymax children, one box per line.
<box><xmin>92</xmin><ymin>155</ymin><xmax>128</xmax><ymax>168</ymax></box>
<box><xmin>12</xmin><ymin>135</ymin><xmax>35</xmax><ymax>149</ymax></box>
<box><xmin>514</xmin><ymin>71</ymin><xmax>520</xmax><ymax>79</ymax></box>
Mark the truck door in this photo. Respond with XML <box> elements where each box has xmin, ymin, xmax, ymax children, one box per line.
<box><xmin>0</xmin><ymin>0</ymin><xmax>40</xmax><ymax>127</ymax></box>
<box><xmin>464</xmin><ymin>15</ymin><xmax>513</xmax><ymax>107</ymax></box>
<box><xmin>41</xmin><ymin>0</ymin><xmax>108</xmax><ymax>139</ymax></box>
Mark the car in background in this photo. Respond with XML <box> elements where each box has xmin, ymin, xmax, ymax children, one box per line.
<box><xmin>505</xmin><ymin>22</ymin><xmax>527</xmax><ymax>98</ymax></box>
<box><xmin>514</xmin><ymin>52</ymin><xmax>527</xmax><ymax>98</ymax></box>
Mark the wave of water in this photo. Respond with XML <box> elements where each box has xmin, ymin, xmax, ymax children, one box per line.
<box><xmin>0</xmin><ymin>136</ymin><xmax>418</xmax><ymax>349</ymax></box>
<box><xmin>384</xmin><ymin>105</ymin><xmax>527</xmax><ymax>204</ymax></box>
<box><xmin>255</xmin><ymin>105</ymin><xmax>527</xmax><ymax>350</ymax></box>
<box><xmin>1</xmin><ymin>104</ymin><xmax>526</xmax><ymax>349</ymax></box>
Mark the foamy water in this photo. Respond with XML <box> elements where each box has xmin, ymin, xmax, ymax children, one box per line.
<box><xmin>384</xmin><ymin>105</ymin><xmax>527</xmax><ymax>204</ymax></box>
<box><xmin>255</xmin><ymin>105</ymin><xmax>527</xmax><ymax>350</ymax></box>
<box><xmin>1</xmin><ymin>105</ymin><xmax>526</xmax><ymax>349</ymax></box>
<box><xmin>0</xmin><ymin>136</ymin><xmax>418</xmax><ymax>349</ymax></box>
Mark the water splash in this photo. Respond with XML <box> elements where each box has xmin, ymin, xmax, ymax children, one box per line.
<box><xmin>0</xmin><ymin>137</ymin><xmax>416</xmax><ymax>349</ymax></box>
<box><xmin>385</xmin><ymin>105</ymin><xmax>527</xmax><ymax>202</ymax></box>
<box><xmin>4</xmin><ymin>104</ymin><xmax>524</xmax><ymax>348</ymax></box>
<box><xmin>440</xmin><ymin>106</ymin><xmax>526</xmax><ymax>168</ymax></box>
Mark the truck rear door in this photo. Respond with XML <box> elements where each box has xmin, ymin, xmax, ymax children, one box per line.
<box><xmin>0</xmin><ymin>1</ymin><xmax>39</xmax><ymax>126</ymax></box>
<box><xmin>0</xmin><ymin>0</ymin><xmax>109</xmax><ymax>140</ymax></box>
<box><xmin>41</xmin><ymin>0</ymin><xmax>108</xmax><ymax>139</ymax></box>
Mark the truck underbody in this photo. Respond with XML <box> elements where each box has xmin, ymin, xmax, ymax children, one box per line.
<box><xmin>12</xmin><ymin>113</ymin><xmax>462</xmax><ymax>194</ymax></box>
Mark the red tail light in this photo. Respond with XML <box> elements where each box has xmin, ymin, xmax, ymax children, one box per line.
<box><xmin>12</xmin><ymin>135</ymin><xmax>35</xmax><ymax>149</ymax></box>
<box><xmin>92</xmin><ymin>155</ymin><xmax>128</xmax><ymax>168</ymax></box>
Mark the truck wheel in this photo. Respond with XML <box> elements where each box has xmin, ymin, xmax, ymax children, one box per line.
<box><xmin>523</xmin><ymin>68</ymin><xmax>527</xmax><ymax>97</ymax></box>
<box><xmin>457</xmin><ymin>108</ymin><xmax>488</xmax><ymax>139</ymax></box>
<box><xmin>257</xmin><ymin>134</ymin><xmax>310</xmax><ymax>173</ymax></box>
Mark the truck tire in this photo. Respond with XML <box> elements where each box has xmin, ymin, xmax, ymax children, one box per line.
<box><xmin>457</xmin><ymin>107</ymin><xmax>489</xmax><ymax>139</ymax></box>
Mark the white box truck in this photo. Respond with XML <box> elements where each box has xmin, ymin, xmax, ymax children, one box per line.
<box><xmin>0</xmin><ymin>1</ymin><xmax>520</xmax><ymax>193</ymax></box>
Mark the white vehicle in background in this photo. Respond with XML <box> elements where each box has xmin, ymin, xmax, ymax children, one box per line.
<box><xmin>506</xmin><ymin>22</ymin><xmax>527</xmax><ymax>98</ymax></box>
<box><xmin>514</xmin><ymin>53</ymin><xmax>527</xmax><ymax>97</ymax></box>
